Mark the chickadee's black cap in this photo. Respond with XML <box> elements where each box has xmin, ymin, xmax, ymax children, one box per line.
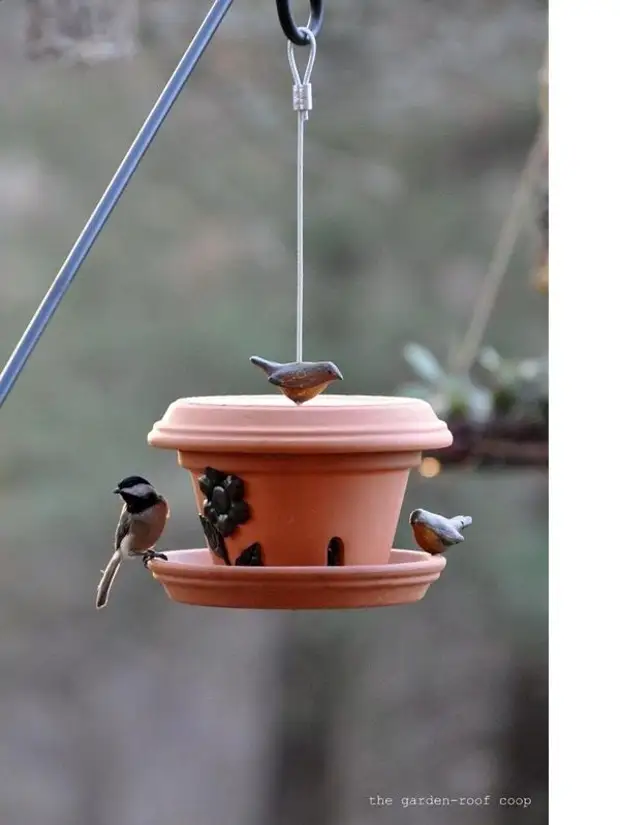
<box><xmin>114</xmin><ymin>475</ymin><xmax>151</xmax><ymax>493</ymax></box>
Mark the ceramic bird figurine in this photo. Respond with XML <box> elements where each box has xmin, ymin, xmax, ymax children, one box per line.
<box><xmin>409</xmin><ymin>508</ymin><xmax>472</xmax><ymax>555</ymax></box>
<box><xmin>249</xmin><ymin>355</ymin><xmax>343</xmax><ymax>405</ymax></box>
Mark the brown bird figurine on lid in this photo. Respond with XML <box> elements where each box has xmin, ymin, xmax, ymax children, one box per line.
<box><xmin>409</xmin><ymin>508</ymin><xmax>472</xmax><ymax>555</ymax></box>
<box><xmin>250</xmin><ymin>356</ymin><xmax>343</xmax><ymax>405</ymax></box>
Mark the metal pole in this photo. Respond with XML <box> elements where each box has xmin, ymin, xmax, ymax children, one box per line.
<box><xmin>0</xmin><ymin>0</ymin><xmax>235</xmax><ymax>410</ymax></box>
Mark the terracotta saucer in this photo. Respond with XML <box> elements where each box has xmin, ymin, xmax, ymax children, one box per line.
<box><xmin>148</xmin><ymin>549</ymin><xmax>446</xmax><ymax>610</ymax></box>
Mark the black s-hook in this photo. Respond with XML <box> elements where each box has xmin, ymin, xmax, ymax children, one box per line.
<box><xmin>275</xmin><ymin>0</ymin><xmax>324</xmax><ymax>46</ymax></box>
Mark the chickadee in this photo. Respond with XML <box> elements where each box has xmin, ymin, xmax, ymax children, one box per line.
<box><xmin>409</xmin><ymin>508</ymin><xmax>472</xmax><ymax>555</ymax></box>
<box><xmin>96</xmin><ymin>475</ymin><xmax>170</xmax><ymax>610</ymax></box>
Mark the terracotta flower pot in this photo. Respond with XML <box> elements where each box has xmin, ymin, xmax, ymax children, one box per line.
<box><xmin>148</xmin><ymin>395</ymin><xmax>452</xmax><ymax>569</ymax></box>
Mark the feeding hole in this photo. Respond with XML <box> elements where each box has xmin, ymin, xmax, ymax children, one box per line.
<box><xmin>327</xmin><ymin>537</ymin><xmax>344</xmax><ymax>566</ymax></box>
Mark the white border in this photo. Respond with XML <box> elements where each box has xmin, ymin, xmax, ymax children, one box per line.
<box><xmin>551</xmin><ymin>1</ymin><xmax>620</xmax><ymax>820</ymax></box>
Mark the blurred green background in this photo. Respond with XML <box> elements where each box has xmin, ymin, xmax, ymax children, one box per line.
<box><xmin>0</xmin><ymin>1</ymin><xmax>547</xmax><ymax>824</ymax></box>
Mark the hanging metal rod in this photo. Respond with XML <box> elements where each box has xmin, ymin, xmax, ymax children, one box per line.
<box><xmin>0</xmin><ymin>0</ymin><xmax>237</xmax><ymax>410</ymax></box>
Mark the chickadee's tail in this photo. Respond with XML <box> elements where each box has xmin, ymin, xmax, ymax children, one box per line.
<box><xmin>96</xmin><ymin>551</ymin><xmax>122</xmax><ymax>609</ymax></box>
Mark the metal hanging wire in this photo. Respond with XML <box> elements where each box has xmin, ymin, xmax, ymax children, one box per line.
<box><xmin>286</xmin><ymin>27</ymin><xmax>317</xmax><ymax>362</ymax></box>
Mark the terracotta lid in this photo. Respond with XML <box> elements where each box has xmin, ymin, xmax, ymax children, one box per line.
<box><xmin>148</xmin><ymin>394</ymin><xmax>452</xmax><ymax>453</ymax></box>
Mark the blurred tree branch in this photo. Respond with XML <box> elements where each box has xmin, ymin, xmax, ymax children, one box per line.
<box><xmin>448</xmin><ymin>126</ymin><xmax>548</xmax><ymax>376</ymax></box>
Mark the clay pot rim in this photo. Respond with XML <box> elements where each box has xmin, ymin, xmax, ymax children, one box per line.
<box><xmin>148</xmin><ymin>394</ymin><xmax>453</xmax><ymax>452</ymax></box>
<box><xmin>149</xmin><ymin>548</ymin><xmax>446</xmax><ymax>580</ymax></box>
<box><xmin>179</xmin><ymin>395</ymin><xmax>432</xmax><ymax>408</ymax></box>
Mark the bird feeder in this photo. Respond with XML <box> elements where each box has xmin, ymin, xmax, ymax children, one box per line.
<box><xmin>146</xmin><ymin>394</ymin><xmax>452</xmax><ymax>609</ymax></box>
<box><xmin>142</xmin><ymin>2</ymin><xmax>454</xmax><ymax>610</ymax></box>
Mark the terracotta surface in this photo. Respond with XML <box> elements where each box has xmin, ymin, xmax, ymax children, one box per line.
<box><xmin>148</xmin><ymin>548</ymin><xmax>446</xmax><ymax>610</ymax></box>
<box><xmin>148</xmin><ymin>395</ymin><xmax>452</xmax><ymax>567</ymax></box>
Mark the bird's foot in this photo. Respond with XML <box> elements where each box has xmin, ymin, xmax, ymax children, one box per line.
<box><xmin>142</xmin><ymin>550</ymin><xmax>168</xmax><ymax>568</ymax></box>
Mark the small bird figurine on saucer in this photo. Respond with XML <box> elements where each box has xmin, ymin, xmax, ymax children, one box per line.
<box><xmin>409</xmin><ymin>508</ymin><xmax>472</xmax><ymax>555</ymax></box>
<box><xmin>250</xmin><ymin>355</ymin><xmax>343</xmax><ymax>405</ymax></box>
